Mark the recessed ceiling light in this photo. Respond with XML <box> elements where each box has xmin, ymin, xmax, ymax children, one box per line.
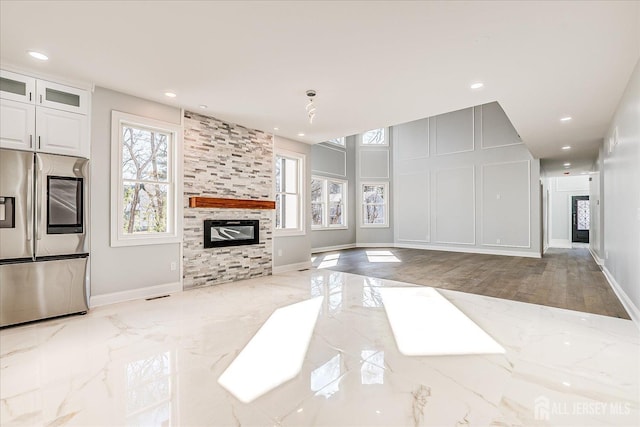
<box><xmin>199</xmin><ymin>104</ymin><xmax>207</xmax><ymax>109</ymax></box>
<box><xmin>560</xmin><ymin>116</ymin><xmax>572</xmax><ymax>122</ymax></box>
<box><xmin>470</xmin><ymin>82</ymin><xmax>484</xmax><ymax>90</ymax></box>
<box><xmin>28</xmin><ymin>51</ymin><xmax>48</xmax><ymax>61</ymax></box>
<box><xmin>297</xmin><ymin>133</ymin><xmax>305</xmax><ymax>137</ymax></box>
<box><xmin>273</xmin><ymin>127</ymin><xmax>279</xmax><ymax>131</ymax></box>
<box><xmin>164</xmin><ymin>92</ymin><xmax>177</xmax><ymax>98</ymax></box>
<box><xmin>562</xmin><ymin>145</ymin><xmax>571</xmax><ymax>150</ymax></box>
<box><xmin>564</xmin><ymin>162</ymin><xmax>571</xmax><ymax>167</ymax></box>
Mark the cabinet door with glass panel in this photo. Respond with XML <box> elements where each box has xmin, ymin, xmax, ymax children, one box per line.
<box><xmin>36</xmin><ymin>79</ymin><xmax>88</xmax><ymax>115</ymax></box>
<box><xmin>0</xmin><ymin>70</ymin><xmax>36</xmax><ymax>104</ymax></box>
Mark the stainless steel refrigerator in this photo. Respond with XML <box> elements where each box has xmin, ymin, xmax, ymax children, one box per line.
<box><xmin>0</xmin><ymin>148</ymin><xmax>89</xmax><ymax>327</ymax></box>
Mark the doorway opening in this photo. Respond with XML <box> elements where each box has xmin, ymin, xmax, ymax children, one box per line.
<box><xmin>572</xmin><ymin>195</ymin><xmax>589</xmax><ymax>243</ymax></box>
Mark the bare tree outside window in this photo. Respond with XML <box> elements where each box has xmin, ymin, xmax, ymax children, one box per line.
<box><xmin>311</xmin><ymin>178</ymin><xmax>324</xmax><ymax>226</ymax></box>
<box><xmin>328</xmin><ymin>182</ymin><xmax>343</xmax><ymax>224</ymax></box>
<box><xmin>122</xmin><ymin>126</ymin><xmax>169</xmax><ymax>234</ymax></box>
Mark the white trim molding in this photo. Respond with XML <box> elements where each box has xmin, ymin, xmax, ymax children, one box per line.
<box><xmin>601</xmin><ymin>266</ymin><xmax>640</xmax><ymax>328</ymax></box>
<box><xmin>394</xmin><ymin>242</ymin><xmax>541</xmax><ymax>258</ymax></box>
<box><xmin>312</xmin><ymin>244</ymin><xmax>356</xmax><ymax>254</ymax></box>
<box><xmin>589</xmin><ymin>247</ymin><xmax>604</xmax><ymax>266</ymax></box>
<box><xmin>90</xmin><ymin>281</ymin><xmax>182</xmax><ymax>308</ymax></box>
<box><xmin>272</xmin><ymin>261</ymin><xmax>312</xmax><ymax>274</ymax></box>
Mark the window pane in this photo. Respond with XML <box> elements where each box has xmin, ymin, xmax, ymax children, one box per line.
<box><xmin>284</xmin><ymin>157</ymin><xmax>298</xmax><ymax>193</ymax></box>
<box><xmin>312</xmin><ymin>203</ymin><xmax>323</xmax><ymax>226</ymax></box>
<box><xmin>363</xmin><ymin>185</ymin><xmax>385</xmax><ymax>204</ymax></box>
<box><xmin>329</xmin><ymin>182</ymin><xmax>343</xmax><ymax>203</ymax></box>
<box><xmin>577</xmin><ymin>200</ymin><xmax>590</xmax><ymax>230</ymax></box>
<box><xmin>276</xmin><ymin>193</ymin><xmax>299</xmax><ymax>230</ymax></box>
<box><xmin>123</xmin><ymin>183</ymin><xmax>168</xmax><ymax>233</ymax></box>
<box><xmin>122</xmin><ymin>126</ymin><xmax>169</xmax><ymax>182</ymax></box>
<box><xmin>328</xmin><ymin>137</ymin><xmax>345</xmax><ymax>145</ymax></box>
<box><xmin>329</xmin><ymin>202</ymin><xmax>343</xmax><ymax>225</ymax></box>
<box><xmin>364</xmin><ymin>204</ymin><xmax>385</xmax><ymax>224</ymax></box>
<box><xmin>275</xmin><ymin>194</ymin><xmax>282</xmax><ymax>229</ymax></box>
<box><xmin>311</xmin><ymin>179</ymin><xmax>323</xmax><ymax>203</ymax></box>
<box><xmin>362</xmin><ymin>128</ymin><xmax>385</xmax><ymax>145</ymax></box>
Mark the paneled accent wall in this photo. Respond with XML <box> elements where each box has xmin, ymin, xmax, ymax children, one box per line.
<box><xmin>392</xmin><ymin>101</ymin><xmax>541</xmax><ymax>258</ymax></box>
<box><xmin>182</xmin><ymin>111</ymin><xmax>273</xmax><ymax>289</ymax></box>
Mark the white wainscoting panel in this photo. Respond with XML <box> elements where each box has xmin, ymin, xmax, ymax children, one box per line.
<box><xmin>435</xmin><ymin>166</ymin><xmax>475</xmax><ymax>244</ymax></box>
<box><xmin>360</xmin><ymin>150</ymin><xmax>390</xmax><ymax>179</ymax></box>
<box><xmin>481</xmin><ymin>160</ymin><xmax>530</xmax><ymax>248</ymax></box>
<box><xmin>435</xmin><ymin>107</ymin><xmax>474</xmax><ymax>155</ymax></box>
<box><xmin>396</xmin><ymin>171</ymin><xmax>430</xmax><ymax>243</ymax></box>
<box><xmin>395</xmin><ymin>118</ymin><xmax>429</xmax><ymax>161</ymax></box>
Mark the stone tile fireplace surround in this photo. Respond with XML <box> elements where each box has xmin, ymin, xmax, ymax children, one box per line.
<box><xmin>182</xmin><ymin>111</ymin><xmax>273</xmax><ymax>290</ymax></box>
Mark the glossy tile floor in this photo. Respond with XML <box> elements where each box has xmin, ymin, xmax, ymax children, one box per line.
<box><xmin>1</xmin><ymin>270</ymin><xmax>638</xmax><ymax>426</ymax></box>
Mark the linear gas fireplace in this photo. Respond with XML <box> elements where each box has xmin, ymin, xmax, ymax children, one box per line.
<box><xmin>203</xmin><ymin>220</ymin><xmax>259</xmax><ymax>248</ymax></box>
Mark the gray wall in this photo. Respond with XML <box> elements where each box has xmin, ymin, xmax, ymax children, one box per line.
<box><xmin>589</xmin><ymin>145</ymin><xmax>606</xmax><ymax>261</ymax></box>
<box><xmin>392</xmin><ymin>102</ymin><xmax>541</xmax><ymax>257</ymax></box>
<box><xmin>602</xmin><ymin>59</ymin><xmax>640</xmax><ymax>316</ymax></box>
<box><xmin>310</xmin><ymin>137</ymin><xmax>356</xmax><ymax>250</ymax></box>
<box><xmin>273</xmin><ymin>136</ymin><xmax>312</xmax><ymax>268</ymax></box>
<box><xmin>90</xmin><ymin>87</ymin><xmax>182</xmax><ymax>297</ymax></box>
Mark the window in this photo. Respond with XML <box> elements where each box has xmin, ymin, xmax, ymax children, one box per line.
<box><xmin>275</xmin><ymin>150</ymin><xmax>305</xmax><ymax>235</ymax></box>
<box><xmin>327</xmin><ymin>136</ymin><xmax>345</xmax><ymax>146</ymax></box>
<box><xmin>311</xmin><ymin>176</ymin><xmax>347</xmax><ymax>229</ymax></box>
<box><xmin>111</xmin><ymin>111</ymin><xmax>182</xmax><ymax>246</ymax></box>
<box><xmin>361</xmin><ymin>182</ymin><xmax>388</xmax><ymax>227</ymax></box>
<box><xmin>360</xmin><ymin>128</ymin><xmax>387</xmax><ymax>146</ymax></box>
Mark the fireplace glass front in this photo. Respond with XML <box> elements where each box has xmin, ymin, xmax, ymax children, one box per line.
<box><xmin>203</xmin><ymin>220</ymin><xmax>259</xmax><ymax>248</ymax></box>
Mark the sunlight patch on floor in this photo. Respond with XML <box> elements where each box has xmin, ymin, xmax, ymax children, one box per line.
<box><xmin>366</xmin><ymin>250</ymin><xmax>401</xmax><ymax>263</ymax></box>
<box><xmin>317</xmin><ymin>253</ymin><xmax>341</xmax><ymax>269</ymax></box>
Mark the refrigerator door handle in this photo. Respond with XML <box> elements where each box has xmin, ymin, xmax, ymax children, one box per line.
<box><xmin>35</xmin><ymin>155</ymin><xmax>43</xmax><ymax>241</ymax></box>
<box><xmin>26</xmin><ymin>164</ymin><xmax>33</xmax><ymax>243</ymax></box>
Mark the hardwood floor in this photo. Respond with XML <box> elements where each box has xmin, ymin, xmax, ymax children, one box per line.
<box><xmin>311</xmin><ymin>247</ymin><xmax>630</xmax><ymax>319</ymax></box>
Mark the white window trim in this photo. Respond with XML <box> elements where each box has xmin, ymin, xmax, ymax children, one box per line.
<box><xmin>311</xmin><ymin>176</ymin><xmax>348</xmax><ymax>230</ymax></box>
<box><xmin>275</xmin><ymin>148</ymin><xmax>306</xmax><ymax>237</ymax></box>
<box><xmin>360</xmin><ymin>181</ymin><xmax>389</xmax><ymax>228</ymax></box>
<box><xmin>110</xmin><ymin>110</ymin><xmax>183</xmax><ymax>247</ymax></box>
<box><xmin>359</xmin><ymin>127</ymin><xmax>389</xmax><ymax>146</ymax></box>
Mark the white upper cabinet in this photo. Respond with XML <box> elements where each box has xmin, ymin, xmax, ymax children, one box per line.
<box><xmin>0</xmin><ymin>99</ymin><xmax>36</xmax><ymax>150</ymax></box>
<box><xmin>0</xmin><ymin>69</ymin><xmax>90</xmax><ymax>158</ymax></box>
<box><xmin>0</xmin><ymin>70</ymin><xmax>36</xmax><ymax>104</ymax></box>
<box><xmin>36</xmin><ymin>79</ymin><xmax>88</xmax><ymax>115</ymax></box>
<box><xmin>36</xmin><ymin>108</ymin><xmax>89</xmax><ymax>158</ymax></box>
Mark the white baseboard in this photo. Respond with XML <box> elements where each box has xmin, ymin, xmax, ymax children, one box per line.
<box><xmin>589</xmin><ymin>247</ymin><xmax>604</xmax><ymax>266</ymax></box>
<box><xmin>601</xmin><ymin>266</ymin><xmax>640</xmax><ymax>328</ymax></box>
<box><xmin>273</xmin><ymin>261</ymin><xmax>312</xmax><ymax>274</ymax></box>
<box><xmin>394</xmin><ymin>242</ymin><xmax>541</xmax><ymax>258</ymax></box>
<box><xmin>355</xmin><ymin>242</ymin><xmax>395</xmax><ymax>248</ymax></box>
<box><xmin>311</xmin><ymin>244</ymin><xmax>356</xmax><ymax>254</ymax></box>
<box><xmin>549</xmin><ymin>239</ymin><xmax>572</xmax><ymax>249</ymax></box>
<box><xmin>90</xmin><ymin>281</ymin><xmax>182</xmax><ymax>308</ymax></box>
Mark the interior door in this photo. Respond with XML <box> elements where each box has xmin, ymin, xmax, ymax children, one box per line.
<box><xmin>572</xmin><ymin>195</ymin><xmax>589</xmax><ymax>243</ymax></box>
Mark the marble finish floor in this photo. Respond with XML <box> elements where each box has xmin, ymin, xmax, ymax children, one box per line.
<box><xmin>1</xmin><ymin>270</ymin><xmax>638</xmax><ymax>426</ymax></box>
<box><xmin>311</xmin><ymin>247</ymin><xmax>630</xmax><ymax>319</ymax></box>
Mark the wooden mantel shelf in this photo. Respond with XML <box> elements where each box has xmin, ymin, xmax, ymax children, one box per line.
<box><xmin>189</xmin><ymin>197</ymin><xmax>276</xmax><ymax>210</ymax></box>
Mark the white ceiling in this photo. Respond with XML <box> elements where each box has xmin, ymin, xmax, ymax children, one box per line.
<box><xmin>1</xmin><ymin>1</ymin><xmax>638</xmax><ymax>172</ymax></box>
